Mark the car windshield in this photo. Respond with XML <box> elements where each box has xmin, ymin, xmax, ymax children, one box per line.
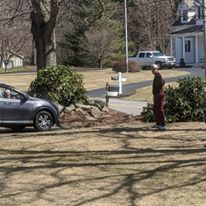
<box><xmin>153</xmin><ymin>52</ymin><xmax>163</xmax><ymax>57</ymax></box>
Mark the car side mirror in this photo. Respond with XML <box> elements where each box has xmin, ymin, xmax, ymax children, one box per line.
<box><xmin>20</xmin><ymin>94</ymin><xmax>28</xmax><ymax>103</ymax></box>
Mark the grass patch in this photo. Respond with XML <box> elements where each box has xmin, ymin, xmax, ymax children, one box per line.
<box><xmin>0</xmin><ymin>66</ymin><xmax>34</xmax><ymax>74</ymax></box>
<box><xmin>79</xmin><ymin>68</ymin><xmax>190</xmax><ymax>90</ymax></box>
<box><xmin>123</xmin><ymin>82</ymin><xmax>179</xmax><ymax>102</ymax></box>
<box><xmin>0</xmin><ymin>67</ymin><xmax>190</xmax><ymax>94</ymax></box>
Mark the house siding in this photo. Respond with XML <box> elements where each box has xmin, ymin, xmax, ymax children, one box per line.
<box><xmin>170</xmin><ymin>0</ymin><xmax>205</xmax><ymax>66</ymax></box>
<box><xmin>1</xmin><ymin>55</ymin><xmax>24</xmax><ymax>69</ymax></box>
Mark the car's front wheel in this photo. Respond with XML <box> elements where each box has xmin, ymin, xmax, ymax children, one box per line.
<box><xmin>34</xmin><ymin>111</ymin><xmax>53</xmax><ymax>131</ymax></box>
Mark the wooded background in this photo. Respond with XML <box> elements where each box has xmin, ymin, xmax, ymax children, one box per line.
<box><xmin>0</xmin><ymin>0</ymin><xmax>182</xmax><ymax>70</ymax></box>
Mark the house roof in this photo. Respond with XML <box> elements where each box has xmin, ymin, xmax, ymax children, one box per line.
<box><xmin>172</xmin><ymin>0</ymin><xmax>196</xmax><ymax>26</ymax></box>
<box><xmin>0</xmin><ymin>51</ymin><xmax>24</xmax><ymax>59</ymax></box>
<box><xmin>172</xmin><ymin>16</ymin><xmax>196</xmax><ymax>26</ymax></box>
<box><xmin>170</xmin><ymin>25</ymin><xmax>203</xmax><ymax>34</ymax></box>
<box><xmin>9</xmin><ymin>51</ymin><xmax>24</xmax><ymax>59</ymax></box>
<box><xmin>179</xmin><ymin>0</ymin><xmax>194</xmax><ymax>8</ymax></box>
<box><xmin>185</xmin><ymin>0</ymin><xmax>194</xmax><ymax>7</ymax></box>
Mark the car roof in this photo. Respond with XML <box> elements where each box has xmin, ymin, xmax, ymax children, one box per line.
<box><xmin>0</xmin><ymin>83</ymin><xmax>25</xmax><ymax>94</ymax></box>
<box><xmin>138</xmin><ymin>51</ymin><xmax>162</xmax><ymax>53</ymax></box>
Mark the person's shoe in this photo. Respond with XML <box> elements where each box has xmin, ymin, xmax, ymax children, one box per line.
<box><xmin>152</xmin><ymin>125</ymin><xmax>160</xmax><ymax>129</ymax></box>
<box><xmin>158</xmin><ymin>126</ymin><xmax>166</xmax><ymax>130</ymax></box>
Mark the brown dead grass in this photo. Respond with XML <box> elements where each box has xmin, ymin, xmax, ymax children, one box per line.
<box><xmin>124</xmin><ymin>82</ymin><xmax>179</xmax><ymax>102</ymax></box>
<box><xmin>0</xmin><ymin>68</ymin><xmax>203</xmax><ymax>206</ymax></box>
<box><xmin>0</xmin><ymin>72</ymin><xmax>36</xmax><ymax>90</ymax></box>
<box><xmin>0</xmin><ymin>68</ymin><xmax>189</xmax><ymax>92</ymax></box>
<box><xmin>0</xmin><ymin>120</ymin><xmax>206</xmax><ymax>206</ymax></box>
<box><xmin>79</xmin><ymin>68</ymin><xmax>190</xmax><ymax>90</ymax></box>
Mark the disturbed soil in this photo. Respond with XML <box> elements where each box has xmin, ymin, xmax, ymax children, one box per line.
<box><xmin>60</xmin><ymin>108</ymin><xmax>140</xmax><ymax>128</ymax></box>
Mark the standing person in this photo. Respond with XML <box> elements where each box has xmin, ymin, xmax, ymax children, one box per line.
<box><xmin>151</xmin><ymin>64</ymin><xmax>166</xmax><ymax>130</ymax></box>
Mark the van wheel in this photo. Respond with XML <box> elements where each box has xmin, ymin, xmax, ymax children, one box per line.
<box><xmin>34</xmin><ymin>111</ymin><xmax>53</xmax><ymax>131</ymax></box>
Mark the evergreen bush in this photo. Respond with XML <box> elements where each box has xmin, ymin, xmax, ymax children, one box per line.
<box><xmin>112</xmin><ymin>60</ymin><xmax>141</xmax><ymax>73</ymax></box>
<box><xmin>28</xmin><ymin>65</ymin><xmax>88</xmax><ymax>107</ymax></box>
<box><xmin>141</xmin><ymin>77</ymin><xmax>206</xmax><ymax>122</ymax></box>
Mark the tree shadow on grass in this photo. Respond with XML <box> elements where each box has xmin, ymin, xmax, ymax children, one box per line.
<box><xmin>0</xmin><ymin>125</ymin><xmax>206</xmax><ymax>205</ymax></box>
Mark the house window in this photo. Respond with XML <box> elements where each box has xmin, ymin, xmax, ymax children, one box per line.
<box><xmin>185</xmin><ymin>40</ymin><xmax>191</xmax><ymax>53</ymax></box>
<box><xmin>182</xmin><ymin>10</ymin><xmax>188</xmax><ymax>22</ymax></box>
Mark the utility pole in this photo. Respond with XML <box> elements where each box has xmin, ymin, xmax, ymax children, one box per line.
<box><xmin>195</xmin><ymin>0</ymin><xmax>206</xmax><ymax>75</ymax></box>
<box><xmin>202</xmin><ymin>0</ymin><xmax>206</xmax><ymax>76</ymax></box>
<box><xmin>124</xmin><ymin>0</ymin><xmax>129</xmax><ymax>73</ymax></box>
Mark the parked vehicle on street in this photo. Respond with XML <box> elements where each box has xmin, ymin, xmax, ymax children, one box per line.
<box><xmin>128</xmin><ymin>51</ymin><xmax>176</xmax><ymax>69</ymax></box>
<box><xmin>0</xmin><ymin>83</ymin><xmax>60</xmax><ymax>131</ymax></box>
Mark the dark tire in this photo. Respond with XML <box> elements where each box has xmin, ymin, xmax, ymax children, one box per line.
<box><xmin>155</xmin><ymin>61</ymin><xmax>162</xmax><ymax>69</ymax></box>
<box><xmin>10</xmin><ymin>125</ymin><xmax>25</xmax><ymax>132</ymax></box>
<box><xmin>34</xmin><ymin>111</ymin><xmax>53</xmax><ymax>131</ymax></box>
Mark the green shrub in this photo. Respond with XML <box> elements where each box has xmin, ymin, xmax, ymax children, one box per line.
<box><xmin>141</xmin><ymin>103</ymin><xmax>154</xmax><ymax>122</ymax></box>
<box><xmin>104</xmin><ymin>53</ymin><xmax>125</xmax><ymax>68</ymax></box>
<box><xmin>28</xmin><ymin>65</ymin><xmax>88</xmax><ymax>107</ymax></box>
<box><xmin>112</xmin><ymin>60</ymin><xmax>141</xmax><ymax>73</ymax></box>
<box><xmin>141</xmin><ymin>77</ymin><xmax>206</xmax><ymax>122</ymax></box>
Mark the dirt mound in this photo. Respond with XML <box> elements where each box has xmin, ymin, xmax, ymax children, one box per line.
<box><xmin>60</xmin><ymin>108</ymin><xmax>140</xmax><ymax>128</ymax></box>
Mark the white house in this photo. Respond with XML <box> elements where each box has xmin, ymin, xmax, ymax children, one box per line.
<box><xmin>170</xmin><ymin>0</ymin><xmax>205</xmax><ymax>66</ymax></box>
<box><xmin>1</xmin><ymin>52</ymin><xmax>24</xmax><ymax>69</ymax></box>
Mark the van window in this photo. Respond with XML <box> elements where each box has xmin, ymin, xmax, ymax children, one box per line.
<box><xmin>138</xmin><ymin>53</ymin><xmax>145</xmax><ymax>58</ymax></box>
<box><xmin>146</xmin><ymin>53</ymin><xmax>152</xmax><ymax>58</ymax></box>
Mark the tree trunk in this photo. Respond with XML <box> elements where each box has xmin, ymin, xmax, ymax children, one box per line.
<box><xmin>98</xmin><ymin>58</ymin><xmax>102</xmax><ymax>69</ymax></box>
<box><xmin>30</xmin><ymin>0</ymin><xmax>59</xmax><ymax>71</ymax></box>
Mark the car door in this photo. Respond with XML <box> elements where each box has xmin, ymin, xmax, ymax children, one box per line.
<box><xmin>2</xmin><ymin>88</ymin><xmax>34</xmax><ymax>124</ymax></box>
<box><xmin>137</xmin><ymin>52</ymin><xmax>146</xmax><ymax>66</ymax></box>
<box><xmin>145</xmin><ymin>52</ymin><xmax>154</xmax><ymax>66</ymax></box>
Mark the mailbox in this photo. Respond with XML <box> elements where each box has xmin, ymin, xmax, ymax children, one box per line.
<box><xmin>105</xmin><ymin>72</ymin><xmax>127</xmax><ymax>106</ymax></box>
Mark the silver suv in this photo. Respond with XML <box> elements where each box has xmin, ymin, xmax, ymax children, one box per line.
<box><xmin>0</xmin><ymin>83</ymin><xmax>60</xmax><ymax>131</ymax></box>
<box><xmin>129</xmin><ymin>51</ymin><xmax>176</xmax><ymax>69</ymax></box>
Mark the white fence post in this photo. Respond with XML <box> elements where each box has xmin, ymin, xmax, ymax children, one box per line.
<box><xmin>118</xmin><ymin>72</ymin><xmax>122</xmax><ymax>95</ymax></box>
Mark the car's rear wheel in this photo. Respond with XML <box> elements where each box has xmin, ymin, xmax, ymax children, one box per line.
<box><xmin>34</xmin><ymin>111</ymin><xmax>53</xmax><ymax>131</ymax></box>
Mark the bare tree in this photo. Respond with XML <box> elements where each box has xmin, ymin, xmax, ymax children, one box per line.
<box><xmin>29</xmin><ymin>0</ymin><xmax>63</xmax><ymax>70</ymax></box>
<box><xmin>122</xmin><ymin>0</ymin><xmax>179</xmax><ymax>54</ymax></box>
<box><xmin>0</xmin><ymin>0</ymin><xmax>181</xmax><ymax>69</ymax></box>
<box><xmin>0</xmin><ymin>24</ymin><xmax>26</xmax><ymax>72</ymax></box>
<box><xmin>86</xmin><ymin>27</ymin><xmax>122</xmax><ymax>68</ymax></box>
<box><xmin>0</xmin><ymin>0</ymin><xmax>31</xmax><ymax>72</ymax></box>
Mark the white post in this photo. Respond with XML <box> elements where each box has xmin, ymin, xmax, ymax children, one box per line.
<box><xmin>124</xmin><ymin>0</ymin><xmax>129</xmax><ymax>73</ymax></box>
<box><xmin>202</xmin><ymin>0</ymin><xmax>206</xmax><ymax>76</ymax></box>
<box><xmin>118</xmin><ymin>72</ymin><xmax>122</xmax><ymax>94</ymax></box>
<box><xmin>170</xmin><ymin>37</ymin><xmax>173</xmax><ymax>56</ymax></box>
<box><xmin>182</xmin><ymin>36</ymin><xmax>185</xmax><ymax>59</ymax></box>
<box><xmin>195</xmin><ymin>35</ymin><xmax>199</xmax><ymax>63</ymax></box>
